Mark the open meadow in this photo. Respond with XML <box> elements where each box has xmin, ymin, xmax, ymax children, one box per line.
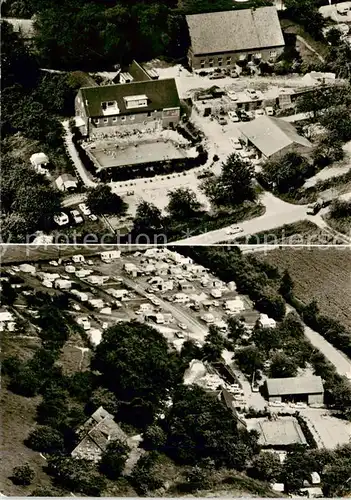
<box><xmin>257</xmin><ymin>248</ymin><xmax>351</xmax><ymax>330</ymax></box>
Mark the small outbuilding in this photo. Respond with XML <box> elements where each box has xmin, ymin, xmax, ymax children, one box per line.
<box><xmin>55</xmin><ymin>174</ymin><xmax>78</xmax><ymax>192</ymax></box>
<box><xmin>266</xmin><ymin>375</ymin><xmax>324</xmax><ymax>405</ymax></box>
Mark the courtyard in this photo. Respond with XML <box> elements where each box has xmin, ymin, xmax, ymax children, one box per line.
<box><xmin>83</xmin><ymin>129</ymin><xmax>197</xmax><ymax>171</ymax></box>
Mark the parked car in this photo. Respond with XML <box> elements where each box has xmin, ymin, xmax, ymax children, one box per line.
<box><xmin>255</xmin><ymin>109</ymin><xmax>265</xmax><ymax>118</ymax></box>
<box><xmin>70</xmin><ymin>209</ymin><xmax>83</xmax><ymax>224</ymax></box>
<box><xmin>228</xmin><ymin>110</ymin><xmax>240</xmax><ymax>122</ymax></box>
<box><xmin>54</xmin><ymin>212</ymin><xmax>69</xmax><ymax>226</ymax></box>
<box><xmin>246</xmin><ymin>110</ymin><xmax>256</xmax><ymax>120</ymax></box>
<box><xmin>238</xmin><ymin>110</ymin><xmax>251</xmax><ymax>121</ymax></box>
<box><xmin>209</xmin><ymin>73</ymin><xmax>225</xmax><ymax>80</ymax></box>
<box><xmin>217</xmin><ymin>116</ymin><xmax>228</xmax><ymax>125</ymax></box>
<box><xmin>226</xmin><ymin>225</ymin><xmax>243</xmax><ymax>235</ymax></box>
<box><xmin>175</xmin><ymin>331</ymin><xmax>185</xmax><ymax>339</ymax></box>
<box><xmin>265</xmin><ymin>106</ymin><xmax>274</xmax><ymax>116</ymax></box>
<box><xmin>79</xmin><ymin>203</ymin><xmax>91</xmax><ymax>216</ymax></box>
<box><xmin>49</xmin><ymin>260</ymin><xmax>59</xmax><ymax>266</ymax></box>
<box><xmin>295</xmin><ymin>401</ymin><xmax>307</xmax><ymax>409</ymax></box>
<box><xmin>150</xmin><ymin>296</ymin><xmax>161</xmax><ymax>306</ymax></box>
<box><xmin>227</xmin><ymin>90</ymin><xmax>238</xmax><ymax>101</ymax></box>
<box><xmin>246</xmin><ymin>89</ymin><xmax>258</xmax><ymax>99</ymax></box>
<box><xmin>230</xmin><ymin>137</ymin><xmax>243</xmax><ymax>149</ymax></box>
<box><xmin>178</xmin><ymin>322</ymin><xmax>188</xmax><ymax>331</ymax></box>
<box><xmin>89</xmin><ymin>214</ymin><xmax>98</xmax><ymax>221</ymax></box>
<box><xmin>269</xmin><ymin>401</ymin><xmax>285</xmax><ymax>407</ymax></box>
<box><xmin>230</xmin><ymin>70</ymin><xmax>239</xmax><ymax>78</ymax></box>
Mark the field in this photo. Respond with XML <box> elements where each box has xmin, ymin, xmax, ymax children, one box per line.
<box><xmin>257</xmin><ymin>248</ymin><xmax>351</xmax><ymax>330</ymax></box>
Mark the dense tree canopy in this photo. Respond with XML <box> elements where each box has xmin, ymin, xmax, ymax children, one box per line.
<box><xmin>91</xmin><ymin>322</ymin><xmax>182</xmax><ymax>427</ymax></box>
<box><xmin>166</xmin><ymin>187</ymin><xmax>203</xmax><ymax>221</ymax></box>
<box><xmin>164</xmin><ymin>385</ymin><xmax>259</xmax><ymax>467</ymax></box>
<box><xmin>203</xmin><ymin>153</ymin><xmax>256</xmax><ymax>207</ymax></box>
<box><xmin>86</xmin><ymin>184</ymin><xmax>127</xmax><ymax>216</ymax></box>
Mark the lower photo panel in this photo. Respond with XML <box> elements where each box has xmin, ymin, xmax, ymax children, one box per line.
<box><xmin>1</xmin><ymin>244</ymin><xmax>350</xmax><ymax>498</ymax></box>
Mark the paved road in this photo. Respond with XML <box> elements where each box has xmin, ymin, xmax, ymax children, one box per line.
<box><xmin>62</xmin><ymin>120</ymin><xmax>96</xmax><ymax>188</ymax></box>
<box><xmin>286</xmin><ymin>305</ymin><xmax>351</xmax><ymax>379</ymax></box>
<box><xmin>122</xmin><ymin>275</ymin><xmax>209</xmax><ymax>340</ymax></box>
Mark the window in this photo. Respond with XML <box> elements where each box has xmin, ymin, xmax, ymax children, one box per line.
<box><xmin>121</xmin><ymin>116</ymin><xmax>126</xmax><ymax>121</ymax></box>
<box><xmin>200</xmin><ymin>60</ymin><xmax>205</xmax><ymax>68</ymax></box>
<box><xmin>226</xmin><ymin>57</ymin><xmax>231</xmax><ymax>65</ymax></box>
<box><xmin>94</xmin><ymin>118</ymin><xmax>99</xmax><ymax>124</ymax></box>
<box><xmin>112</xmin><ymin>117</ymin><xmax>117</xmax><ymax>122</ymax></box>
<box><xmin>218</xmin><ymin>57</ymin><xmax>223</xmax><ymax>67</ymax></box>
<box><xmin>147</xmin><ymin>112</ymin><xmax>151</xmax><ymax>117</ymax></box>
<box><xmin>209</xmin><ymin>59</ymin><xmax>214</xmax><ymax>67</ymax></box>
<box><xmin>103</xmin><ymin>118</ymin><xmax>108</xmax><ymax>123</ymax></box>
<box><xmin>270</xmin><ymin>50</ymin><xmax>277</xmax><ymax>58</ymax></box>
<box><xmin>124</xmin><ymin>94</ymin><xmax>148</xmax><ymax>109</ymax></box>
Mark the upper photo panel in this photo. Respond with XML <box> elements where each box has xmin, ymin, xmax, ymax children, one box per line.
<box><xmin>2</xmin><ymin>0</ymin><xmax>351</xmax><ymax>246</ymax></box>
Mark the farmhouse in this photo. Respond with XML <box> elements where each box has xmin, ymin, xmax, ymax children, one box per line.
<box><xmin>238</xmin><ymin>116</ymin><xmax>313</xmax><ymax>160</ymax></box>
<box><xmin>266</xmin><ymin>375</ymin><xmax>324</xmax><ymax>405</ymax></box>
<box><xmin>186</xmin><ymin>6</ymin><xmax>285</xmax><ymax>70</ymax></box>
<box><xmin>75</xmin><ymin>76</ymin><xmax>181</xmax><ymax>137</ymax></box>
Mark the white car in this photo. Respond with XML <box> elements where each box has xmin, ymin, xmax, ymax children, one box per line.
<box><xmin>70</xmin><ymin>210</ymin><xmax>83</xmax><ymax>224</ymax></box>
<box><xmin>228</xmin><ymin>111</ymin><xmax>240</xmax><ymax>122</ymax></box>
<box><xmin>255</xmin><ymin>109</ymin><xmax>265</xmax><ymax>118</ymax></box>
<box><xmin>89</xmin><ymin>214</ymin><xmax>98</xmax><ymax>221</ymax></box>
<box><xmin>175</xmin><ymin>331</ymin><xmax>185</xmax><ymax>339</ymax></box>
<box><xmin>295</xmin><ymin>402</ymin><xmax>307</xmax><ymax>409</ymax></box>
<box><xmin>178</xmin><ymin>322</ymin><xmax>188</xmax><ymax>331</ymax></box>
<box><xmin>49</xmin><ymin>260</ymin><xmax>59</xmax><ymax>266</ymax></box>
<box><xmin>269</xmin><ymin>401</ymin><xmax>285</xmax><ymax>407</ymax></box>
<box><xmin>265</xmin><ymin>106</ymin><xmax>274</xmax><ymax>116</ymax></box>
<box><xmin>226</xmin><ymin>225</ymin><xmax>244</xmax><ymax>235</ymax></box>
<box><xmin>150</xmin><ymin>297</ymin><xmax>161</xmax><ymax>306</ymax></box>
<box><xmin>54</xmin><ymin>212</ymin><xmax>69</xmax><ymax>226</ymax></box>
<box><xmin>227</xmin><ymin>91</ymin><xmax>238</xmax><ymax>101</ymax></box>
<box><xmin>246</xmin><ymin>89</ymin><xmax>258</xmax><ymax>98</ymax></box>
<box><xmin>79</xmin><ymin>203</ymin><xmax>91</xmax><ymax>216</ymax></box>
<box><xmin>230</xmin><ymin>138</ymin><xmax>243</xmax><ymax>150</ymax></box>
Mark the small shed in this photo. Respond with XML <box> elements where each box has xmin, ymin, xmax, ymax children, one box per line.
<box><xmin>30</xmin><ymin>152</ymin><xmax>49</xmax><ymax>168</ymax></box>
<box><xmin>55</xmin><ymin>174</ymin><xmax>78</xmax><ymax>192</ymax></box>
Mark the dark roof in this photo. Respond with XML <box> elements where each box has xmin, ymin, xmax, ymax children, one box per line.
<box><xmin>79</xmin><ymin>78</ymin><xmax>180</xmax><ymax>117</ymax></box>
<box><xmin>266</xmin><ymin>376</ymin><xmax>324</xmax><ymax>396</ymax></box>
<box><xmin>186</xmin><ymin>6</ymin><xmax>285</xmax><ymax>55</ymax></box>
<box><xmin>128</xmin><ymin>60</ymin><xmax>152</xmax><ymax>82</ymax></box>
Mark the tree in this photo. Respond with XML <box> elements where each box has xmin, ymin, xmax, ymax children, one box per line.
<box><xmin>261</xmin><ymin>152</ymin><xmax>311</xmax><ymax>194</ymax></box>
<box><xmin>91</xmin><ymin>322</ymin><xmax>182</xmax><ymax>428</ymax></box>
<box><xmin>179</xmin><ymin>339</ymin><xmax>203</xmax><ymax>365</ymax></box>
<box><xmin>99</xmin><ymin>439</ymin><xmax>130</xmax><ymax>479</ymax></box>
<box><xmin>165</xmin><ymin>385</ymin><xmax>258</xmax><ymax>468</ymax></box>
<box><xmin>166</xmin><ymin>187</ymin><xmax>202</xmax><ymax>221</ymax></box>
<box><xmin>129</xmin><ymin>452</ymin><xmax>164</xmax><ymax>495</ymax></box>
<box><xmin>255</xmin><ymin>291</ymin><xmax>286</xmax><ymax>320</ymax></box>
<box><xmin>320</xmin><ymin>105</ymin><xmax>351</xmax><ymax>142</ymax></box>
<box><xmin>235</xmin><ymin>346</ymin><xmax>264</xmax><ymax>377</ymax></box>
<box><xmin>284</xmin><ymin>0</ymin><xmax>326</xmax><ymax>39</ymax></box>
<box><xmin>47</xmin><ymin>456</ymin><xmax>106</xmax><ymax>496</ymax></box>
<box><xmin>201</xmin><ymin>325</ymin><xmax>226</xmax><ymax>362</ymax></box>
<box><xmin>87</xmin><ymin>387</ymin><xmax>120</xmax><ymax>415</ymax></box>
<box><xmin>302</xmin><ymin>299</ymin><xmax>319</xmax><ymax>328</ymax></box>
<box><xmin>251</xmin><ymin>452</ymin><xmax>282</xmax><ymax>482</ymax></box>
<box><xmin>251</xmin><ymin>326</ymin><xmax>281</xmax><ymax>355</ymax></box>
<box><xmin>0</xmin><ymin>280</ymin><xmax>18</xmax><ymax>305</ymax></box>
<box><xmin>86</xmin><ymin>185</ymin><xmax>127</xmax><ymax>216</ymax></box>
<box><xmin>269</xmin><ymin>353</ymin><xmax>298</xmax><ymax>378</ymax></box>
<box><xmin>12</xmin><ymin>464</ymin><xmax>34</xmax><ymax>486</ymax></box>
<box><xmin>143</xmin><ymin>424</ymin><xmax>167</xmax><ymax>451</ymax></box>
<box><xmin>325</xmin><ymin>28</ymin><xmax>342</xmax><ymax>47</ymax></box>
<box><xmin>133</xmin><ymin>201</ymin><xmax>164</xmax><ymax>236</ymax></box>
<box><xmin>279</xmin><ymin>269</ymin><xmax>294</xmax><ymax>298</ymax></box>
<box><xmin>227</xmin><ymin>317</ymin><xmax>247</xmax><ymax>344</ymax></box>
<box><xmin>26</xmin><ymin>426</ymin><xmax>64</xmax><ymax>454</ymax></box>
<box><xmin>203</xmin><ymin>153</ymin><xmax>256</xmax><ymax>206</ymax></box>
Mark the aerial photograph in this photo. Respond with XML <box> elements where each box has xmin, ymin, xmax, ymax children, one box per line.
<box><xmin>1</xmin><ymin>0</ymin><xmax>351</xmax><ymax>245</ymax></box>
<box><xmin>1</xmin><ymin>0</ymin><xmax>351</xmax><ymax>497</ymax></box>
<box><xmin>0</xmin><ymin>245</ymin><xmax>350</xmax><ymax>497</ymax></box>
